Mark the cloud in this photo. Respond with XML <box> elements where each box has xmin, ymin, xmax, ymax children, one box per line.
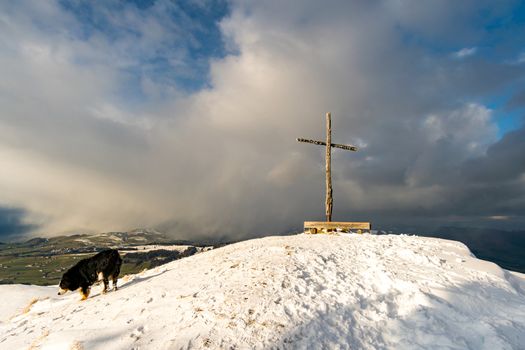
<box><xmin>453</xmin><ymin>47</ymin><xmax>477</xmax><ymax>58</ymax></box>
<box><xmin>507</xmin><ymin>90</ymin><xmax>525</xmax><ymax>109</ymax></box>
<box><xmin>0</xmin><ymin>0</ymin><xmax>524</xmax><ymax>239</ymax></box>
<box><xmin>462</xmin><ymin>126</ymin><xmax>525</xmax><ymax>184</ymax></box>
<box><xmin>0</xmin><ymin>207</ymin><xmax>36</xmax><ymax>239</ymax></box>
<box><xmin>517</xmin><ymin>52</ymin><xmax>525</xmax><ymax>64</ymax></box>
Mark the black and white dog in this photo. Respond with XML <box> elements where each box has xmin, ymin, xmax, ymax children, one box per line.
<box><xmin>58</xmin><ymin>249</ymin><xmax>122</xmax><ymax>300</ymax></box>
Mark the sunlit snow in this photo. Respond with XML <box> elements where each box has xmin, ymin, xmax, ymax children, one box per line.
<box><xmin>1</xmin><ymin>234</ymin><xmax>524</xmax><ymax>349</ymax></box>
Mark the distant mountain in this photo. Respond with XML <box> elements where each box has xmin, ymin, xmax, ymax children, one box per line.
<box><xmin>2</xmin><ymin>229</ymin><xmax>213</xmax><ymax>254</ymax></box>
<box><xmin>12</xmin><ymin>229</ymin><xmax>174</xmax><ymax>251</ymax></box>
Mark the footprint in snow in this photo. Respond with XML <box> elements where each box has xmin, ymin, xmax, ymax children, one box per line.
<box><xmin>130</xmin><ymin>326</ymin><xmax>145</xmax><ymax>338</ymax></box>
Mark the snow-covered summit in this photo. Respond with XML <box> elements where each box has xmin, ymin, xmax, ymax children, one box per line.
<box><xmin>1</xmin><ymin>234</ymin><xmax>524</xmax><ymax>349</ymax></box>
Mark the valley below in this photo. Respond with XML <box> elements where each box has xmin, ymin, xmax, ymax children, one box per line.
<box><xmin>0</xmin><ymin>230</ymin><xmax>215</xmax><ymax>285</ymax></box>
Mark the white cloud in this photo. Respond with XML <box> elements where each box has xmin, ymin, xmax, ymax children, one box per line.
<box><xmin>453</xmin><ymin>47</ymin><xmax>477</xmax><ymax>58</ymax></box>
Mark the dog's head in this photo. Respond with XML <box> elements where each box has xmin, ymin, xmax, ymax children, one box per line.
<box><xmin>58</xmin><ymin>272</ymin><xmax>79</xmax><ymax>295</ymax></box>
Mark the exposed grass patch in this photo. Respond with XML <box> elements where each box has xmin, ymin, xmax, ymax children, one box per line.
<box><xmin>22</xmin><ymin>297</ymin><xmax>40</xmax><ymax>314</ymax></box>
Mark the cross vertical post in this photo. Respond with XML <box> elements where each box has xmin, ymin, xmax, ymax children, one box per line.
<box><xmin>297</xmin><ymin>112</ymin><xmax>370</xmax><ymax>233</ymax></box>
<box><xmin>325</xmin><ymin>112</ymin><xmax>332</xmax><ymax>222</ymax></box>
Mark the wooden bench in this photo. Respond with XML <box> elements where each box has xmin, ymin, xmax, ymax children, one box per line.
<box><xmin>304</xmin><ymin>221</ymin><xmax>371</xmax><ymax>234</ymax></box>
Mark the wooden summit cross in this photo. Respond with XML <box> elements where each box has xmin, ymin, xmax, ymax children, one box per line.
<box><xmin>297</xmin><ymin>112</ymin><xmax>371</xmax><ymax>234</ymax></box>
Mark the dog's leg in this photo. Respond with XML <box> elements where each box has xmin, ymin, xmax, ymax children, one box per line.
<box><xmin>80</xmin><ymin>286</ymin><xmax>90</xmax><ymax>300</ymax></box>
<box><xmin>102</xmin><ymin>278</ymin><xmax>109</xmax><ymax>294</ymax></box>
<box><xmin>112</xmin><ymin>276</ymin><xmax>118</xmax><ymax>291</ymax></box>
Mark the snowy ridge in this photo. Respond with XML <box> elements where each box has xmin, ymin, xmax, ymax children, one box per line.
<box><xmin>1</xmin><ymin>234</ymin><xmax>524</xmax><ymax>349</ymax></box>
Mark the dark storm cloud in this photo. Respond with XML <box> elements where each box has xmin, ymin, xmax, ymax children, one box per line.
<box><xmin>0</xmin><ymin>0</ymin><xmax>524</xmax><ymax>239</ymax></box>
<box><xmin>507</xmin><ymin>91</ymin><xmax>525</xmax><ymax>109</ymax></box>
<box><xmin>0</xmin><ymin>207</ymin><xmax>36</xmax><ymax>238</ymax></box>
<box><xmin>462</xmin><ymin>126</ymin><xmax>525</xmax><ymax>183</ymax></box>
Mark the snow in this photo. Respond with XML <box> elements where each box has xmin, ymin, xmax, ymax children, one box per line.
<box><xmin>0</xmin><ymin>284</ymin><xmax>56</xmax><ymax>323</ymax></box>
<box><xmin>1</xmin><ymin>234</ymin><xmax>524</xmax><ymax>349</ymax></box>
<box><xmin>121</xmin><ymin>244</ymin><xmax>195</xmax><ymax>253</ymax></box>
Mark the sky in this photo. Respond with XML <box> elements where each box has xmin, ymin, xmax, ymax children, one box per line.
<box><xmin>0</xmin><ymin>0</ymin><xmax>524</xmax><ymax>241</ymax></box>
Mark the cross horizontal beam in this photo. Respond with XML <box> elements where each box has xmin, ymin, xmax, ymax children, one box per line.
<box><xmin>297</xmin><ymin>138</ymin><xmax>358</xmax><ymax>152</ymax></box>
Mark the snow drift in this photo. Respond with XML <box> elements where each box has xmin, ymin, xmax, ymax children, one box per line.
<box><xmin>1</xmin><ymin>234</ymin><xmax>524</xmax><ymax>349</ymax></box>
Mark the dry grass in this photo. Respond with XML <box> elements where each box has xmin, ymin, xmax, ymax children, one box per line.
<box><xmin>69</xmin><ymin>341</ymin><xmax>84</xmax><ymax>350</ymax></box>
<box><xmin>22</xmin><ymin>298</ymin><xmax>40</xmax><ymax>314</ymax></box>
<box><xmin>28</xmin><ymin>329</ymin><xmax>49</xmax><ymax>350</ymax></box>
<box><xmin>121</xmin><ymin>274</ymin><xmax>132</xmax><ymax>282</ymax></box>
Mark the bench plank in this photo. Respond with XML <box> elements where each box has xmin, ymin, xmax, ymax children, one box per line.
<box><xmin>304</xmin><ymin>221</ymin><xmax>371</xmax><ymax>230</ymax></box>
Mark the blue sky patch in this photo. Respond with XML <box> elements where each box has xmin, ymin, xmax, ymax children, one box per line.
<box><xmin>59</xmin><ymin>0</ymin><xmax>230</xmax><ymax>96</ymax></box>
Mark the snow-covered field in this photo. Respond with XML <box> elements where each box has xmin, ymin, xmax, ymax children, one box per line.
<box><xmin>1</xmin><ymin>234</ymin><xmax>524</xmax><ymax>349</ymax></box>
<box><xmin>119</xmin><ymin>245</ymin><xmax>213</xmax><ymax>253</ymax></box>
